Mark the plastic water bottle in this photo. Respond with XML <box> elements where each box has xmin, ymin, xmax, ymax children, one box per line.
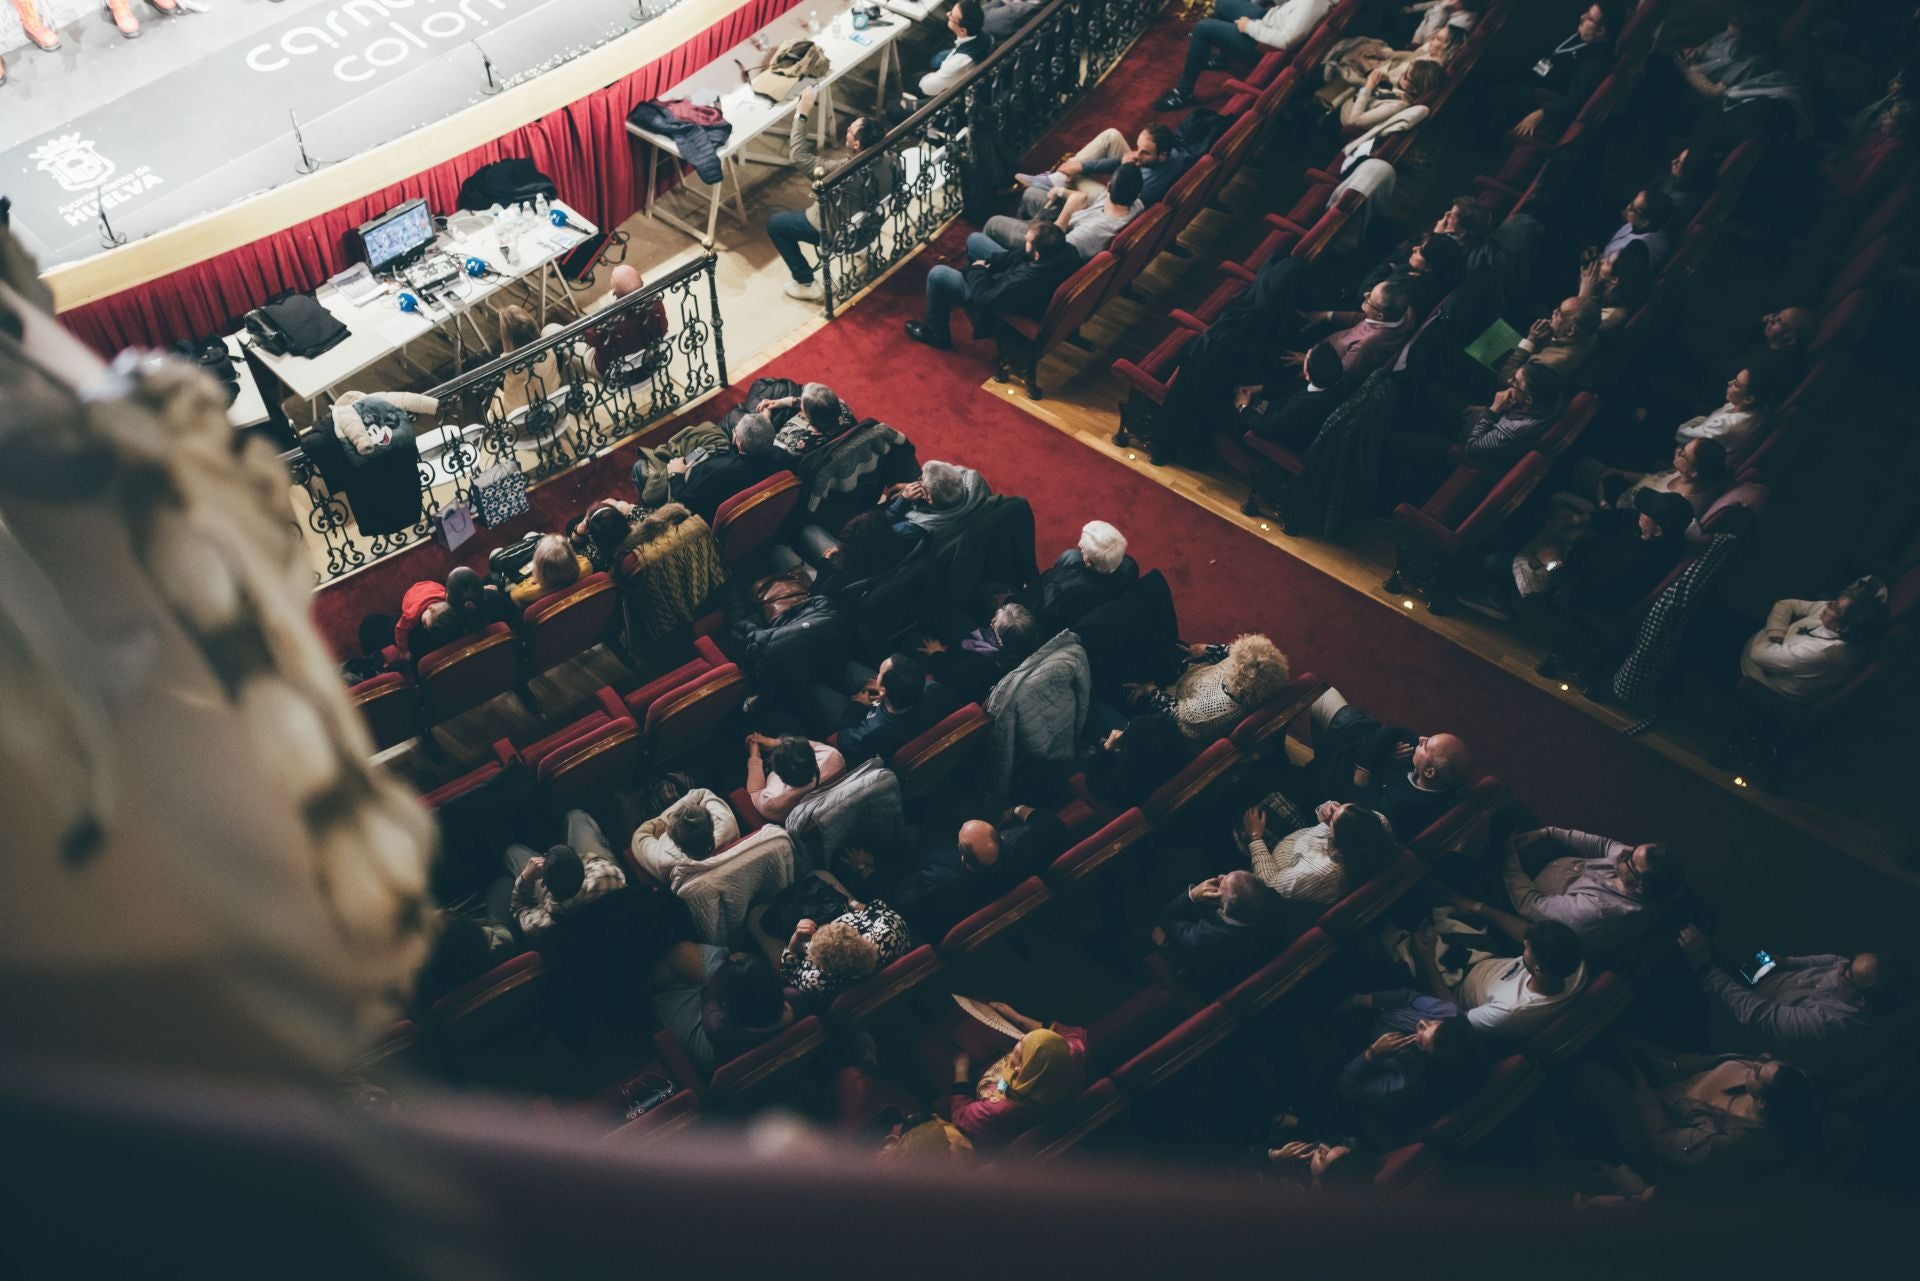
<box><xmin>806</xmin><ymin>8</ymin><xmax>820</xmax><ymax>34</ymax></box>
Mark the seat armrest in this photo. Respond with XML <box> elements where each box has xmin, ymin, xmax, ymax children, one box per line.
<box><xmin>1168</xmin><ymin>308</ymin><xmax>1209</xmax><ymax>332</ymax></box>
<box><xmin>1394</xmin><ymin>503</ymin><xmax>1462</xmax><ymax>553</ymax></box>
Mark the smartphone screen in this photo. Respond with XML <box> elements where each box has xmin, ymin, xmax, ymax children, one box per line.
<box><xmin>1740</xmin><ymin>950</ymin><xmax>1775</xmax><ymax>985</ymax></box>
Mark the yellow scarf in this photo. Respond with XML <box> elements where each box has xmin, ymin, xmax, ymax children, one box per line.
<box><xmin>1000</xmin><ymin>1029</ymin><xmax>1080</xmax><ymax>1108</ymax></box>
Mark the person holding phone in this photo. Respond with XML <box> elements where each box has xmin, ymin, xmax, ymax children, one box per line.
<box><xmin>1677</xmin><ymin>928</ymin><xmax>1902</xmax><ymax>1079</ymax></box>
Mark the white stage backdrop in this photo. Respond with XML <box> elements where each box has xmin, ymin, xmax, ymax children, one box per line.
<box><xmin>2</xmin><ymin>0</ymin><xmax>682</xmax><ymax>268</ymax></box>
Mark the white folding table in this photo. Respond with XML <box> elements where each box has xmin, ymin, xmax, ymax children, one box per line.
<box><xmin>625</xmin><ymin>4</ymin><xmax>916</xmax><ymax>245</ymax></box>
<box><xmin>246</xmin><ymin>202</ymin><xmax>598</xmax><ymax>421</ymax></box>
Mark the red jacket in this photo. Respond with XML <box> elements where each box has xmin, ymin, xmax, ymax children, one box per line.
<box><xmin>391</xmin><ymin>580</ymin><xmax>447</xmax><ymax>655</ymax></box>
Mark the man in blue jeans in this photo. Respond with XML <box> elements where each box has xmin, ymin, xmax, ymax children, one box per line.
<box><xmin>905</xmin><ymin>221</ymin><xmax>1078</xmax><ymax>349</ymax></box>
<box><xmin>1154</xmin><ymin>0</ymin><xmax>1333</xmax><ymax>111</ymax></box>
<box><xmin>768</xmin><ymin>83</ymin><xmax>891</xmax><ymax>301</ymax></box>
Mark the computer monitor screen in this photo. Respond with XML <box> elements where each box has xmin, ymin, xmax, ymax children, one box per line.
<box><xmin>357</xmin><ymin>199</ymin><xmax>436</xmax><ymax>273</ymax></box>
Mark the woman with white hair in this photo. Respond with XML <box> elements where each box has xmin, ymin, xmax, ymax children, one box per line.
<box><xmin>920</xmin><ymin>601</ymin><xmax>1043</xmax><ymax>701</ymax></box>
<box><xmin>508</xmin><ymin>533</ymin><xmax>594</xmax><ymax>607</ymax></box>
<box><xmin>1036</xmin><ymin>520</ymin><xmax>1139</xmax><ymax>629</ymax></box>
<box><xmin>883</xmin><ymin>460</ymin><xmax>993</xmax><ymax>543</ymax></box>
<box><xmin>1135</xmin><ymin>633</ymin><xmax>1292</xmax><ymax>741</ymax></box>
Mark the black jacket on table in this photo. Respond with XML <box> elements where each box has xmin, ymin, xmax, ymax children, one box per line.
<box><xmin>963</xmin><ymin>243</ymin><xmax>1081</xmax><ymax>332</ymax></box>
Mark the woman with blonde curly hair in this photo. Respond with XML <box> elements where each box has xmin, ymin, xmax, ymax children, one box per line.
<box><xmin>779</xmin><ymin>899</ymin><xmax>912</xmax><ymax>1002</ymax></box>
<box><xmin>1135</xmin><ymin>634</ymin><xmax>1292</xmax><ymax>742</ymax></box>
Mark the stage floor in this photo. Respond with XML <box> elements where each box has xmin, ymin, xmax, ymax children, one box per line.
<box><xmin>2</xmin><ymin>0</ymin><xmax>678</xmax><ymax>270</ymax></box>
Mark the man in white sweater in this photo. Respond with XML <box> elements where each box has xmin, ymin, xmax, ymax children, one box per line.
<box><xmin>1154</xmin><ymin>0</ymin><xmax>1333</xmax><ymax>111</ymax></box>
<box><xmin>1739</xmin><ymin>581</ymin><xmax>1889</xmax><ymax>702</ymax></box>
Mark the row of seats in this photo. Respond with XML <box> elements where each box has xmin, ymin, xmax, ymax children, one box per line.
<box><xmin>344</xmin><ymin>470</ymin><xmax>807</xmax><ymax>753</ymax></box>
<box><xmin>986</xmin><ymin>0</ymin><xmax>1387</xmax><ymax>400</ymax></box>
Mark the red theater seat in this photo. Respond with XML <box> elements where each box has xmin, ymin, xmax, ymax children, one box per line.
<box><xmin>711</xmin><ymin>471</ymin><xmax>801</xmax><ymax>565</ymax></box>
<box><xmin>520</xmin><ymin>572</ymin><xmax>619</xmax><ymax>682</ymax></box>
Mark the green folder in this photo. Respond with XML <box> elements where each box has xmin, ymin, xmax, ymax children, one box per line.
<box><xmin>1465</xmin><ymin>318</ymin><xmax>1524</xmax><ymax>369</ymax></box>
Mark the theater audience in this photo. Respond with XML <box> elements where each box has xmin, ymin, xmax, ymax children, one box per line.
<box><xmin>1546</xmin><ymin>488</ymin><xmax>1693</xmax><ymax>618</ymax></box>
<box><xmin>770</xmin><ymin>84</ymin><xmax>890</xmax><ymax>302</ymax></box>
<box><xmin>1240</xmin><ymin>341</ymin><xmax>1349</xmax><ymax>451</ymax></box>
<box><xmin>1083</xmin><ymin>711</ymin><xmax>1191</xmax><ymax>807</ymax></box>
<box><xmin>985</xmin><ymin>164</ymin><xmax>1145</xmax><ymax>260</ymax></box>
<box><xmin>780</xmin><ymin>899</ymin><xmax>913</xmax><ymax>1001</ymax></box>
<box><xmin>884</xmin><ymin>460</ymin><xmax>992</xmax><ymax>544</ymax></box>
<box><xmin>746</xmin><ymin>733</ymin><xmax>845</xmax><ymax>824</ymax></box>
<box><xmin>1577</xmin><ymin>236</ymin><xmax>1651</xmax><ymax>332</ymax></box>
<box><xmin>1301</xmin><ymin>687</ymin><xmax>1475</xmax><ymax>839</ymax></box>
<box><xmin>839</xmin><ymin>650</ymin><xmax>949</xmax><ymax>764</ymax></box>
<box><xmin>919</xmin><ymin>0</ymin><xmax>994</xmax><ymax>97</ymax></box>
<box><xmin>1739</xmin><ymin>578</ymin><xmax>1890</xmax><ymax>702</ymax></box>
<box><xmin>895</xmin><ymin>807</ymin><xmax>1066</xmax><ymax>941</ymax></box>
<box><xmin>1403</xmin><ymin>0</ymin><xmax>1480</xmax><ymax>46</ymax></box>
<box><xmin>767</xmin><ymin>381</ymin><xmax>855</xmax><ymax>455</ymax></box>
<box><xmin>1585</xmin><ymin>437</ymin><xmax>1730</xmax><ymax>521</ymax></box>
<box><xmin>1155</xmin><ymin>0</ymin><xmax>1334</xmax><ymax>112</ymax></box>
<box><xmin>1336</xmin><ymin>989</ymin><xmax>1474</xmax><ymax>1139</ymax></box>
<box><xmin>1574</xmin><ymin>1049</ymin><xmax>1816</xmax><ymax>1184</ymax></box>
<box><xmin>1448</xmin><ymin>827</ymin><xmax>1682</xmax><ymax>964</ymax></box>
<box><xmin>585</xmin><ymin>264</ymin><xmax>669</xmax><ymax>384</ymax></box>
<box><xmin>1671</xmin><ymin>6</ymin><xmax>1777</xmax><ymax>101</ymax></box>
<box><xmin>1358</xmin><ymin>230</ymin><xmax>1465</xmax><ymax>320</ymax></box>
<box><xmin>1411</xmin><ymin>916</ymin><xmax>1588</xmax><ymax>1039</ymax></box>
<box><xmin>494</xmin><ymin>305</ymin><xmax>567</xmax><ymax>417</ymax></box>
<box><xmin>1323</xmin><ymin>23</ymin><xmax>1461</xmax><ymax>89</ymax></box>
<box><xmin>1238</xmin><ymin>801</ymin><xmax>1396</xmax><ymax>906</ymax></box>
<box><xmin>1678</xmin><ymin>928</ymin><xmax>1902</xmax><ymax>1080</ymax></box>
<box><xmin>391</xmin><ymin>577</ymin><xmax>451</xmax><ymax>658</ymax></box>
<box><xmin>1598</xmin><ymin>188</ymin><xmax>1676</xmax><ymax>270</ymax></box>
<box><xmin>1497</xmin><ymin>296</ymin><xmax>1601</xmax><ymax>384</ymax></box>
<box><xmin>660</xmin><ymin>950</ymin><xmax>794</xmax><ymax>1073</ymax></box>
<box><xmin>1673</xmin><ymin>365</ymin><xmax>1779</xmax><ymax>464</ymax></box>
<box><xmin>1034</xmin><ymin>520</ymin><xmax>1138</xmax><ymax>630</ymax></box>
<box><xmin>814</xmin><ymin>509</ymin><xmax>918</xmax><ymax>595</ymax></box>
<box><xmin>946</xmin><ymin>1003</ymin><xmax>1090</xmax><ymax>1146</ymax></box>
<box><xmin>1339</xmin><ymin>59</ymin><xmax>1446</xmax><ymax>132</ymax></box>
<box><xmin>921</xmin><ymin>602</ymin><xmax>1041</xmax><ymax>702</ymax></box>
<box><xmin>1491</xmin><ymin>2</ymin><xmax>1617</xmax><ymax>141</ymax></box>
<box><xmin>629</xmin><ymin>789</ymin><xmax>739</xmax><ymax>885</ymax></box>
<box><xmin>1151</xmin><ymin>870</ymin><xmax>1285</xmax><ymax>992</ymax></box>
<box><xmin>907</xmin><ymin>221</ymin><xmax>1079</xmax><ymax>350</ymax></box>
<box><xmin>1383</xmin><ymin>360</ymin><xmax>1563</xmax><ymax>503</ymax></box>
<box><xmin>444</xmin><ymin>566</ymin><xmax>515</xmax><ymax>634</ymax></box>
<box><xmin>664</xmin><ymin>411</ymin><xmax>779</xmax><ymax>522</ymax></box>
<box><xmin>1299</xmin><ymin>278</ymin><xmax>1416</xmax><ymax>380</ymax></box>
<box><xmin>1017</xmin><ymin>123</ymin><xmax>1189</xmax><ymax>209</ymax></box>
<box><xmin>499</xmin><ymin>810</ymin><xmax>628</xmax><ymax>942</ymax></box>
<box><xmin>508</xmin><ymin>534</ymin><xmax>593</xmax><ymax>607</ymax></box>
<box><xmin>1136</xmin><ymin>634</ymin><xmax>1291</xmax><ymax>742</ymax></box>
<box><xmin>579</xmin><ymin>500</ymin><xmax>648</xmax><ymax>573</ymax></box>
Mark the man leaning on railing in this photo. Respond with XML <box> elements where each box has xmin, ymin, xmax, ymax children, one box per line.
<box><xmin>769</xmin><ymin>83</ymin><xmax>892</xmax><ymax>302</ymax></box>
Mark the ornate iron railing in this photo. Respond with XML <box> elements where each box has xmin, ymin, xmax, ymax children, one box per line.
<box><xmin>288</xmin><ymin>253</ymin><xmax>726</xmax><ymax>584</ymax></box>
<box><xmin>813</xmin><ymin>0</ymin><xmax>1167</xmax><ymax>317</ymax></box>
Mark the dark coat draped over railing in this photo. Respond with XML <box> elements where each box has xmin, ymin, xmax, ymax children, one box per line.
<box><xmin>811</xmin><ymin>0</ymin><xmax>1165</xmax><ymax>316</ymax></box>
<box><xmin>286</xmin><ymin>253</ymin><xmax>726</xmax><ymax>584</ymax></box>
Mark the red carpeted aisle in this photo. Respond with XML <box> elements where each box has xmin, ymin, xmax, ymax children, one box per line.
<box><xmin>310</xmin><ymin>9</ymin><xmax>1912</xmax><ymax>940</ymax></box>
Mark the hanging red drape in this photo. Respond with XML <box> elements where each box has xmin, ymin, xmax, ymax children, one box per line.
<box><xmin>55</xmin><ymin>0</ymin><xmax>803</xmax><ymax>357</ymax></box>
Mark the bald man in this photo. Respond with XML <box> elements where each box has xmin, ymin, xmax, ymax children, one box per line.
<box><xmin>1301</xmin><ymin>688</ymin><xmax>1475</xmax><ymax>840</ymax></box>
<box><xmin>586</xmin><ymin>263</ymin><xmax>669</xmax><ymax>385</ymax></box>
<box><xmin>894</xmin><ymin>806</ymin><xmax>1066</xmax><ymax>941</ymax></box>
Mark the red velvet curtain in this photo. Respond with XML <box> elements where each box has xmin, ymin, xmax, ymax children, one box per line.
<box><xmin>57</xmin><ymin>0</ymin><xmax>803</xmax><ymax>357</ymax></box>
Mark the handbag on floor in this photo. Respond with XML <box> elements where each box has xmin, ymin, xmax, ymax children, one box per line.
<box><xmin>471</xmin><ymin>460</ymin><xmax>530</xmax><ymax>528</ymax></box>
